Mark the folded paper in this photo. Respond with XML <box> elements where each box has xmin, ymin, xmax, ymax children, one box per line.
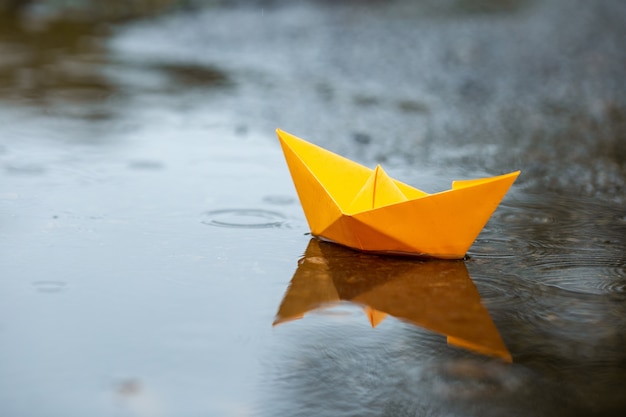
<box><xmin>274</xmin><ymin>239</ymin><xmax>512</xmax><ymax>362</ymax></box>
<box><xmin>277</xmin><ymin>128</ymin><xmax>520</xmax><ymax>259</ymax></box>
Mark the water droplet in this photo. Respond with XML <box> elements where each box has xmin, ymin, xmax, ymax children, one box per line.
<box><xmin>202</xmin><ymin>209</ymin><xmax>287</xmax><ymax>229</ymax></box>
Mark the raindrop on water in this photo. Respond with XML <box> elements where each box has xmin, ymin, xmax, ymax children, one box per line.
<box><xmin>202</xmin><ymin>209</ymin><xmax>287</xmax><ymax>229</ymax></box>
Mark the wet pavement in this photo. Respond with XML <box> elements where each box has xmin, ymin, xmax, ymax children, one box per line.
<box><xmin>0</xmin><ymin>0</ymin><xmax>625</xmax><ymax>416</ymax></box>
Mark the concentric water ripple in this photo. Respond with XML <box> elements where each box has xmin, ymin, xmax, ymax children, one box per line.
<box><xmin>532</xmin><ymin>260</ymin><xmax>626</xmax><ymax>296</ymax></box>
<box><xmin>470</xmin><ymin>276</ymin><xmax>533</xmax><ymax>308</ymax></box>
<box><xmin>511</xmin><ymin>246</ymin><xmax>626</xmax><ymax>295</ymax></box>
<box><xmin>539</xmin><ymin>271</ymin><xmax>626</xmax><ymax>296</ymax></box>
<box><xmin>202</xmin><ymin>209</ymin><xmax>288</xmax><ymax>229</ymax></box>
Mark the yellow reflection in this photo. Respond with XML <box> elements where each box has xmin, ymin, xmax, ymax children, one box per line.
<box><xmin>274</xmin><ymin>239</ymin><xmax>512</xmax><ymax>362</ymax></box>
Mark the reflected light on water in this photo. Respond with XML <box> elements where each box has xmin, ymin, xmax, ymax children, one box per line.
<box><xmin>274</xmin><ymin>239</ymin><xmax>512</xmax><ymax>362</ymax></box>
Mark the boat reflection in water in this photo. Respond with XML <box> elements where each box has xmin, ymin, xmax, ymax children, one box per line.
<box><xmin>274</xmin><ymin>239</ymin><xmax>512</xmax><ymax>362</ymax></box>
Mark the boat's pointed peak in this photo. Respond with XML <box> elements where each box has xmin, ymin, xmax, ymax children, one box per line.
<box><xmin>346</xmin><ymin>165</ymin><xmax>409</xmax><ymax>214</ymax></box>
<box><xmin>372</xmin><ymin>165</ymin><xmax>408</xmax><ymax>208</ymax></box>
<box><xmin>373</xmin><ymin>164</ymin><xmax>389</xmax><ymax>180</ymax></box>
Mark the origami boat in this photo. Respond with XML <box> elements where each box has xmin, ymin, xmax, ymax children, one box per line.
<box><xmin>274</xmin><ymin>239</ymin><xmax>512</xmax><ymax>361</ymax></box>
<box><xmin>277</xmin><ymin>129</ymin><xmax>520</xmax><ymax>259</ymax></box>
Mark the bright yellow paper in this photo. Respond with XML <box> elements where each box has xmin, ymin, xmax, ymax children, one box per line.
<box><xmin>277</xmin><ymin>128</ymin><xmax>520</xmax><ymax>259</ymax></box>
<box><xmin>274</xmin><ymin>239</ymin><xmax>512</xmax><ymax>362</ymax></box>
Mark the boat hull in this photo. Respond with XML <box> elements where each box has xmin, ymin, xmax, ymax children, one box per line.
<box><xmin>277</xmin><ymin>128</ymin><xmax>520</xmax><ymax>259</ymax></box>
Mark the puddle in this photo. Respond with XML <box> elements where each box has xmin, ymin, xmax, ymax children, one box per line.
<box><xmin>0</xmin><ymin>1</ymin><xmax>624</xmax><ymax>416</ymax></box>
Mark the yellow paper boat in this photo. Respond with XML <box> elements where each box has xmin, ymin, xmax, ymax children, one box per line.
<box><xmin>277</xmin><ymin>129</ymin><xmax>520</xmax><ymax>259</ymax></box>
<box><xmin>274</xmin><ymin>239</ymin><xmax>512</xmax><ymax>362</ymax></box>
